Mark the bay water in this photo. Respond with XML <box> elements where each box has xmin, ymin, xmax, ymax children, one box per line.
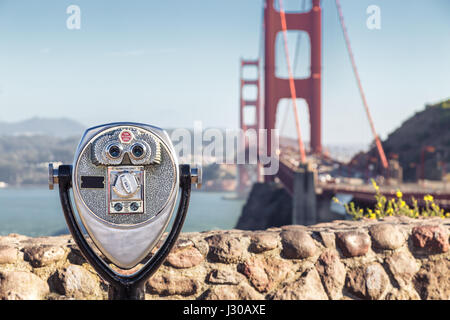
<box><xmin>0</xmin><ymin>188</ymin><xmax>245</xmax><ymax>237</ymax></box>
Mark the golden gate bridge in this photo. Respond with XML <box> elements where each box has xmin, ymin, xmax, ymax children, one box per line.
<box><xmin>237</xmin><ymin>0</ymin><xmax>450</xmax><ymax>224</ymax></box>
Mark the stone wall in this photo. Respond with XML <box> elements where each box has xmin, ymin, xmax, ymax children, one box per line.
<box><xmin>0</xmin><ymin>217</ymin><xmax>448</xmax><ymax>300</ymax></box>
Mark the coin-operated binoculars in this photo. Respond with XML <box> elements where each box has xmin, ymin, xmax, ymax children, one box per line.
<box><xmin>49</xmin><ymin>123</ymin><xmax>201</xmax><ymax>300</ymax></box>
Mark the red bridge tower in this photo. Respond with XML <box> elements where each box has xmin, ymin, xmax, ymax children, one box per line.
<box><xmin>238</xmin><ymin>59</ymin><xmax>261</xmax><ymax>194</ymax></box>
<box><xmin>264</xmin><ymin>0</ymin><xmax>322</xmax><ymax>181</ymax></box>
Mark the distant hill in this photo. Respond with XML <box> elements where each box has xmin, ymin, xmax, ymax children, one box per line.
<box><xmin>352</xmin><ymin>99</ymin><xmax>450</xmax><ymax>181</ymax></box>
<box><xmin>0</xmin><ymin>135</ymin><xmax>79</xmax><ymax>185</ymax></box>
<box><xmin>0</xmin><ymin>117</ymin><xmax>85</xmax><ymax>138</ymax></box>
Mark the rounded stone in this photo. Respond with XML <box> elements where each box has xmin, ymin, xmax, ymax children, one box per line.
<box><xmin>369</xmin><ymin>224</ymin><xmax>406</xmax><ymax>250</ymax></box>
<box><xmin>166</xmin><ymin>246</ymin><xmax>204</xmax><ymax>269</ymax></box>
<box><xmin>272</xmin><ymin>268</ymin><xmax>328</xmax><ymax>300</ymax></box>
<box><xmin>206</xmin><ymin>234</ymin><xmax>249</xmax><ymax>263</ymax></box>
<box><xmin>315</xmin><ymin>249</ymin><xmax>346</xmax><ymax>300</ymax></box>
<box><xmin>239</xmin><ymin>256</ymin><xmax>292</xmax><ymax>293</ymax></box>
<box><xmin>0</xmin><ymin>271</ymin><xmax>49</xmax><ymax>300</ymax></box>
<box><xmin>0</xmin><ymin>245</ymin><xmax>18</xmax><ymax>264</ymax></box>
<box><xmin>207</xmin><ymin>269</ymin><xmax>245</xmax><ymax>285</ymax></box>
<box><xmin>386</xmin><ymin>251</ymin><xmax>419</xmax><ymax>287</ymax></box>
<box><xmin>249</xmin><ymin>232</ymin><xmax>279</xmax><ymax>253</ymax></box>
<box><xmin>346</xmin><ymin>263</ymin><xmax>390</xmax><ymax>300</ymax></box>
<box><xmin>52</xmin><ymin>265</ymin><xmax>101</xmax><ymax>299</ymax></box>
<box><xmin>336</xmin><ymin>231</ymin><xmax>371</xmax><ymax>257</ymax></box>
<box><xmin>411</xmin><ymin>225</ymin><xmax>449</xmax><ymax>254</ymax></box>
<box><xmin>365</xmin><ymin>263</ymin><xmax>389</xmax><ymax>300</ymax></box>
<box><xmin>147</xmin><ymin>274</ymin><xmax>199</xmax><ymax>296</ymax></box>
<box><xmin>281</xmin><ymin>230</ymin><xmax>317</xmax><ymax>259</ymax></box>
<box><xmin>24</xmin><ymin>245</ymin><xmax>66</xmax><ymax>267</ymax></box>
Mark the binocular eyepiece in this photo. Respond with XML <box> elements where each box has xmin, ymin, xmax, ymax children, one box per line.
<box><xmin>49</xmin><ymin>123</ymin><xmax>201</xmax><ymax>300</ymax></box>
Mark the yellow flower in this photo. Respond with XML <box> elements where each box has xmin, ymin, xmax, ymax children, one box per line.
<box><xmin>399</xmin><ymin>200</ymin><xmax>406</xmax><ymax>208</ymax></box>
<box><xmin>396</xmin><ymin>190</ymin><xmax>403</xmax><ymax>198</ymax></box>
<box><xmin>424</xmin><ymin>195</ymin><xmax>434</xmax><ymax>202</ymax></box>
<box><xmin>333</xmin><ymin>197</ymin><xmax>339</xmax><ymax>204</ymax></box>
<box><xmin>371</xmin><ymin>179</ymin><xmax>379</xmax><ymax>191</ymax></box>
<box><xmin>369</xmin><ymin>213</ymin><xmax>376</xmax><ymax>220</ymax></box>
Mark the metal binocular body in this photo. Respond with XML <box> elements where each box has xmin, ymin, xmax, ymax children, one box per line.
<box><xmin>49</xmin><ymin>123</ymin><xmax>201</xmax><ymax>300</ymax></box>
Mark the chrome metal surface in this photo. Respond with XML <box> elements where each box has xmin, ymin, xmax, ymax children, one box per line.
<box><xmin>71</xmin><ymin>122</ymin><xmax>180</xmax><ymax>269</ymax></box>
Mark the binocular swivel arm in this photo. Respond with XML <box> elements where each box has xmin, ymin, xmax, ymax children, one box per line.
<box><xmin>53</xmin><ymin>164</ymin><xmax>195</xmax><ymax>300</ymax></box>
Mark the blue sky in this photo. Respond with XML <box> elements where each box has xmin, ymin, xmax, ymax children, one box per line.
<box><xmin>0</xmin><ymin>0</ymin><xmax>449</xmax><ymax>146</ymax></box>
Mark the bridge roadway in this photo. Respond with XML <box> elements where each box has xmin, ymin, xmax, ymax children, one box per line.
<box><xmin>276</xmin><ymin>153</ymin><xmax>450</xmax><ymax>211</ymax></box>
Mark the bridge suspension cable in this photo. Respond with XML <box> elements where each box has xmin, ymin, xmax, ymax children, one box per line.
<box><xmin>278</xmin><ymin>0</ymin><xmax>307</xmax><ymax>164</ymax></box>
<box><xmin>335</xmin><ymin>0</ymin><xmax>389</xmax><ymax>170</ymax></box>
